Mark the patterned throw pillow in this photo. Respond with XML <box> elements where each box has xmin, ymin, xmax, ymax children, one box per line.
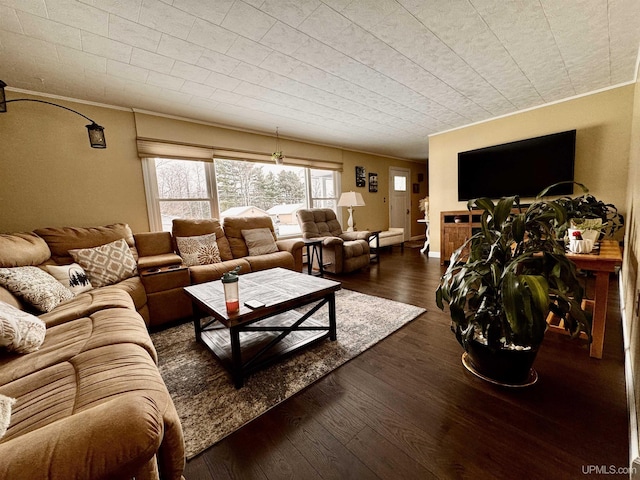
<box><xmin>0</xmin><ymin>394</ymin><xmax>16</xmax><ymax>439</ymax></box>
<box><xmin>46</xmin><ymin>263</ymin><xmax>93</xmax><ymax>295</ymax></box>
<box><xmin>69</xmin><ymin>238</ymin><xmax>137</xmax><ymax>288</ymax></box>
<box><xmin>241</xmin><ymin>228</ymin><xmax>278</xmax><ymax>256</ymax></box>
<box><xmin>0</xmin><ymin>266</ymin><xmax>74</xmax><ymax>313</ymax></box>
<box><xmin>176</xmin><ymin>233</ymin><xmax>222</xmax><ymax>266</ymax></box>
<box><xmin>0</xmin><ymin>300</ymin><xmax>47</xmax><ymax>353</ymax></box>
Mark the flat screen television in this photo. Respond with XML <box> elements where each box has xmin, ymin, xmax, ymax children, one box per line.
<box><xmin>457</xmin><ymin>130</ymin><xmax>576</xmax><ymax>201</ymax></box>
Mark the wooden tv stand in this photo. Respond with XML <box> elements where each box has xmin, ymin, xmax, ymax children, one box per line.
<box><xmin>440</xmin><ymin>210</ymin><xmax>483</xmax><ymax>265</ymax></box>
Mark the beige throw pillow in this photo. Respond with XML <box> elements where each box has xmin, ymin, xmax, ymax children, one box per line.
<box><xmin>0</xmin><ymin>266</ymin><xmax>74</xmax><ymax>313</ymax></box>
<box><xmin>176</xmin><ymin>233</ymin><xmax>221</xmax><ymax>266</ymax></box>
<box><xmin>0</xmin><ymin>300</ymin><xmax>47</xmax><ymax>353</ymax></box>
<box><xmin>46</xmin><ymin>263</ymin><xmax>93</xmax><ymax>295</ymax></box>
<box><xmin>0</xmin><ymin>394</ymin><xmax>16</xmax><ymax>439</ymax></box>
<box><xmin>69</xmin><ymin>238</ymin><xmax>137</xmax><ymax>288</ymax></box>
<box><xmin>241</xmin><ymin>228</ymin><xmax>278</xmax><ymax>256</ymax></box>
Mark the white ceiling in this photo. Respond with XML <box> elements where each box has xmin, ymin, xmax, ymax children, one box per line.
<box><xmin>1</xmin><ymin>0</ymin><xmax>639</xmax><ymax>160</ymax></box>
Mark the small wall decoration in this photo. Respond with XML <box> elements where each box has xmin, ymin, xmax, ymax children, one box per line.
<box><xmin>369</xmin><ymin>173</ymin><xmax>378</xmax><ymax>192</ymax></box>
<box><xmin>413</xmin><ymin>183</ymin><xmax>420</xmax><ymax>193</ymax></box>
<box><xmin>355</xmin><ymin>166</ymin><xmax>366</xmax><ymax>187</ymax></box>
<box><xmin>418</xmin><ymin>173</ymin><xmax>424</xmax><ymax>182</ymax></box>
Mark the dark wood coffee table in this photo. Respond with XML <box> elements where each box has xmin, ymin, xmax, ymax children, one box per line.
<box><xmin>184</xmin><ymin>267</ymin><xmax>341</xmax><ymax>388</ymax></box>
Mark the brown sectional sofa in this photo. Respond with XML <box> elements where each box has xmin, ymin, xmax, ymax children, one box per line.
<box><xmin>0</xmin><ymin>217</ymin><xmax>303</xmax><ymax>479</ymax></box>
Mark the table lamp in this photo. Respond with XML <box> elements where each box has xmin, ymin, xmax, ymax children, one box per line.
<box><xmin>337</xmin><ymin>191</ymin><xmax>366</xmax><ymax>232</ymax></box>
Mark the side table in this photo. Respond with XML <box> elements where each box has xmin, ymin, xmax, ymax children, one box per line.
<box><xmin>368</xmin><ymin>230</ymin><xmax>381</xmax><ymax>262</ymax></box>
<box><xmin>417</xmin><ymin>219</ymin><xmax>430</xmax><ymax>254</ymax></box>
<box><xmin>303</xmin><ymin>239</ymin><xmax>324</xmax><ymax>277</ymax></box>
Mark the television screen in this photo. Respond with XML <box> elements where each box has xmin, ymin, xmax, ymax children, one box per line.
<box><xmin>457</xmin><ymin>130</ymin><xmax>576</xmax><ymax>201</ymax></box>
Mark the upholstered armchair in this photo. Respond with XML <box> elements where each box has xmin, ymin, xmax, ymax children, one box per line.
<box><xmin>296</xmin><ymin>208</ymin><xmax>370</xmax><ymax>274</ymax></box>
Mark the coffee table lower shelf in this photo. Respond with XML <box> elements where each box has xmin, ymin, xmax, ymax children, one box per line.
<box><xmin>197</xmin><ymin>308</ymin><xmax>334</xmax><ymax>388</ymax></box>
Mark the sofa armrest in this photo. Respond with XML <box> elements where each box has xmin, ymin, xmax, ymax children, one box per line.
<box><xmin>138</xmin><ymin>253</ymin><xmax>183</xmax><ymax>270</ymax></box>
<box><xmin>135</xmin><ymin>232</ymin><xmax>174</xmax><ymax>257</ymax></box>
<box><xmin>322</xmin><ymin>236</ymin><xmax>344</xmax><ymax>247</ymax></box>
<box><xmin>339</xmin><ymin>231</ymin><xmax>370</xmax><ymax>241</ymax></box>
<box><xmin>276</xmin><ymin>238</ymin><xmax>304</xmax><ymax>274</ymax></box>
<box><xmin>0</xmin><ymin>395</ymin><xmax>166</xmax><ymax>480</ymax></box>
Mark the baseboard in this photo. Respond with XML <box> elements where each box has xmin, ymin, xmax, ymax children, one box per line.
<box><xmin>620</xmin><ymin>274</ymin><xmax>640</xmax><ymax>478</ymax></box>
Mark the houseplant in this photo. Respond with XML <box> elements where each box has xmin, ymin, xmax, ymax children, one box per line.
<box><xmin>539</xmin><ymin>181</ymin><xmax>624</xmax><ymax>240</ymax></box>
<box><xmin>435</xmin><ymin>194</ymin><xmax>590</xmax><ymax>386</ymax></box>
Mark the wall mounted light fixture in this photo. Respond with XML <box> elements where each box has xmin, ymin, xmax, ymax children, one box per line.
<box><xmin>0</xmin><ymin>80</ymin><xmax>107</xmax><ymax>149</ymax></box>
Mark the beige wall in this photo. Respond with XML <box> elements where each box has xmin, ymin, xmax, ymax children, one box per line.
<box><xmin>623</xmin><ymin>75</ymin><xmax>640</xmax><ymax>474</ymax></box>
<box><xmin>1</xmin><ymin>93</ymin><xmax>426</xmax><ymax>236</ymax></box>
<box><xmin>428</xmin><ymin>85</ymin><xmax>634</xmax><ymax>255</ymax></box>
<box><xmin>0</xmin><ymin>94</ymin><xmax>149</xmax><ymax>233</ymax></box>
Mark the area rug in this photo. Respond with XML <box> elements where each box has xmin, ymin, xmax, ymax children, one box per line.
<box><xmin>151</xmin><ymin>289</ymin><xmax>425</xmax><ymax>459</ymax></box>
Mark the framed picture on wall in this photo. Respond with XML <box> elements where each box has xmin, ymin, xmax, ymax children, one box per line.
<box><xmin>355</xmin><ymin>166</ymin><xmax>366</xmax><ymax>187</ymax></box>
<box><xmin>369</xmin><ymin>173</ymin><xmax>378</xmax><ymax>192</ymax></box>
<box><xmin>413</xmin><ymin>183</ymin><xmax>420</xmax><ymax>193</ymax></box>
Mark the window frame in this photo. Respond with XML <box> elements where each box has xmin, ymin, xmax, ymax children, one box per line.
<box><xmin>142</xmin><ymin>157</ymin><xmax>341</xmax><ymax>236</ymax></box>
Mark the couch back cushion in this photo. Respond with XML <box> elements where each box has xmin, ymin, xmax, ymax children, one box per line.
<box><xmin>0</xmin><ymin>233</ymin><xmax>51</xmax><ymax>268</ymax></box>
<box><xmin>172</xmin><ymin>218</ymin><xmax>233</xmax><ymax>261</ymax></box>
<box><xmin>223</xmin><ymin>216</ymin><xmax>276</xmax><ymax>259</ymax></box>
<box><xmin>297</xmin><ymin>209</ymin><xmax>343</xmax><ymax>239</ymax></box>
<box><xmin>34</xmin><ymin>224</ymin><xmax>137</xmax><ymax>265</ymax></box>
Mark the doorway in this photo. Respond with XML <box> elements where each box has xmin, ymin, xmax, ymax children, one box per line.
<box><xmin>389</xmin><ymin>167</ymin><xmax>411</xmax><ymax>240</ymax></box>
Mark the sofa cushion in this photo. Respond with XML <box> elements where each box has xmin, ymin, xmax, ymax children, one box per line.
<box><xmin>0</xmin><ymin>301</ymin><xmax>46</xmax><ymax>354</ymax></box>
<box><xmin>0</xmin><ymin>394</ymin><xmax>15</xmax><ymax>440</ymax></box>
<box><xmin>0</xmin><ymin>306</ymin><xmax>156</xmax><ymax>387</ymax></box>
<box><xmin>175</xmin><ymin>233</ymin><xmax>222</xmax><ymax>266</ymax></box>
<box><xmin>0</xmin><ymin>233</ymin><xmax>51</xmax><ymax>268</ymax></box>
<box><xmin>223</xmin><ymin>216</ymin><xmax>277</xmax><ymax>259</ymax></box>
<box><xmin>38</xmin><ymin>287</ymin><xmax>136</xmax><ymax>328</ymax></box>
<box><xmin>45</xmin><ymin>263</ymin><xmax>93</xmax><ymax>295</ymax></box>
<box><xmin>69</xmin><ymin>239</ymin><xmax>138</xmax><ymax>288</ymax></box>
<box><xmin>241</xmin><ymin>228</ymin><xmax>278</xmax><ymax>256</ymax></box>
<box><xmin>34</xmin><ymin>223</ymin><xmax>137</xmax><ymax>265</ymax></box>
<box><xmin>0</xmin><ymin>267</ymin><xmax>74</xmax><ymax>313</ymax></box>
<box><xmin>172</xmin><ymin>219</ymin><xmax>233</xmax><ymax>261</ymax></box>
<box><xmin>244</xmin><ymin>251</ymin><xmax>295</xmax><ymax>272</ymax></box>
<box><xmin>188</xmin><ymin>259</ymin><xmax>251</xmax><ymax>285</ymax></box>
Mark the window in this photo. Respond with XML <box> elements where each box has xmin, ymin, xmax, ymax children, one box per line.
<box><xmin>143</xmin><ymin>157</ymin><xmax>340</xmax><ymax>236</ymax></box>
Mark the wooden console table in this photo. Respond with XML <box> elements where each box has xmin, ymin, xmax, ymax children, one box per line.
<box><xmin>547</xmin><ymin>240</ymin><xmax>622</xmax><ymax>359</ymax></box>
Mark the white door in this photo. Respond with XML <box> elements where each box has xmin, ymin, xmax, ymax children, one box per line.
<box><xmin>389</xmin><ymin>167</ymin><xmax>411</xmax><ymax>240</ymax></box>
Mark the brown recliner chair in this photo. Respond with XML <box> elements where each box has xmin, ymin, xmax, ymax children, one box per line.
<box><xmin>296</xmin><ymin>208</ymin><xmax>370</xmax><ymax>274</ymax></box>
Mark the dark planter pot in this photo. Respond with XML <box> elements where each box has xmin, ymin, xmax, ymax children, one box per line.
<box><xmin>464</xmin><ymin>340</ymin><xmax>539</xmax><ymax>386</ymax></box>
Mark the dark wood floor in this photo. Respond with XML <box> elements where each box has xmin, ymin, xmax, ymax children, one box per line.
<box><xmin>184</xmin><ymin>246</ymin><xmax>629</xmax><ymax>480</ymax></box>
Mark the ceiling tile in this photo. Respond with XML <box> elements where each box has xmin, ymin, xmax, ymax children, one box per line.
<box><xmin>0</xmin><ymin>6</ymin><xmax>22</xmax><ymax>33</ymax></box>
<box><xmin>147</xmin><ymin>71</ymin><xmax>185</xmax><ymax>89</ymax></box>
<box><xmin>203</xmin><ymin>71</ymin><xmax>242</xmax><ymax>91</ymax></box>
<box><xmin>340</xmin><ymin>0</ymin><xmax>399</xmax><ymax>29</ymax></box>
<box><xmin>298</xmin><ymin>4</ymin><xmax>352</xmax><ymax>43</ymax></box>
<box><xmin>82</xmin><ymin>31</ymin><xmax>132</xmax><ymax>63</ymax></box>
<box><xmin>157</xmin><ymin>34</ymin><xmax>204</xmax><ymax>64</ymax></box>
<box><xmin>130</xmin><ymin>48</ymin><xmax>175</xmax><ymax>73</ymax></box>
<box><xmin>79</xmin><ymin>0</ymin><xmax>142</xmax><ymax>22</ymax></box>
<box><xmin>107</xmin><ymin>59</ymin><xmax>149</xmax><ymax>82</ymax></box>
<box><xmin>260</xmin><ymin>51</ymin><xmax>301</xmax><ymax>76</ymax></box>
<box><xmin>139</xmin><ymin>0</ymin><xmax>195</xmax><ymax>40</ymax></box>
<box><xmin>259</xmin><ymin>0</ymin><xmax>321</xmax><ymax>28</ymax></box>
<box><xmin>197</xmin><ymin>49</ymin><xmax>240</xmax><ymax>75</ymax></box>
<box><xmin>108</xmin><ymin>14</ymin><xmax>161</xmax><ymax>51</ymax></box>
<box><xmin>180</xmin><ymin>80</ymin><xmax>216</xmax><ymax>98</ymax></box>
<box><xmin>0</xmin><ymin>29</ymin><xmax>58</xmax><ymax>61</ymax></box>
<box><xmin>57</xmin><ymin>45</ymin><xmax>107</xmax><ymax>73</ymax></box>
<box><xmin>16</xmin><ymin>11</ymin><xmax>81</xmax><ymax>49</ymax></box>
<box><xmin>171</xmin><ymin>60</ymin><xmax>211</xmax><ymax>82</ymax></box>
<box><xmin>226</xmin><ymin>37</ymin><xmax>273</xmax><ymax>65</ymax></box>
<box><xmin>0</xmin><ymin>0</ymin><xmax>47</xmax><ymax>17</ymax></box>
<box><xmin>172</xmin><ymin>0</ymin><xmax>234</xmax><ymax>25</ymax></box>
<box><xmin>260</xmin><ymin>21</ymin><xmax>310</xmax><ymax>55</ymax></box>
<box><xmin>230</xmin><ymin>62</ymin><xmax>269</xmax><ymax>84</ymax></box>
<box><xmin>221</xmin><ymin>1</ymin><xmax>277</xmax><ymax>42</ymax></box>
<box><xmin>45</xmin><ymin>0</ymin><xmax>109</xmax><ymax>37</ymax></box>
<box><xmin>187</xmin><ymin>18</ymin><xmax>237</xmax><ymax>53</ymax></box>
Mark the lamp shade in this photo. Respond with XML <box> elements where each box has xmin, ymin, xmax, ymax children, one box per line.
<box><xmin>337</xmin><ymin>191</ymin><xmax>365</xmax><ymax>207</ymax></box>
